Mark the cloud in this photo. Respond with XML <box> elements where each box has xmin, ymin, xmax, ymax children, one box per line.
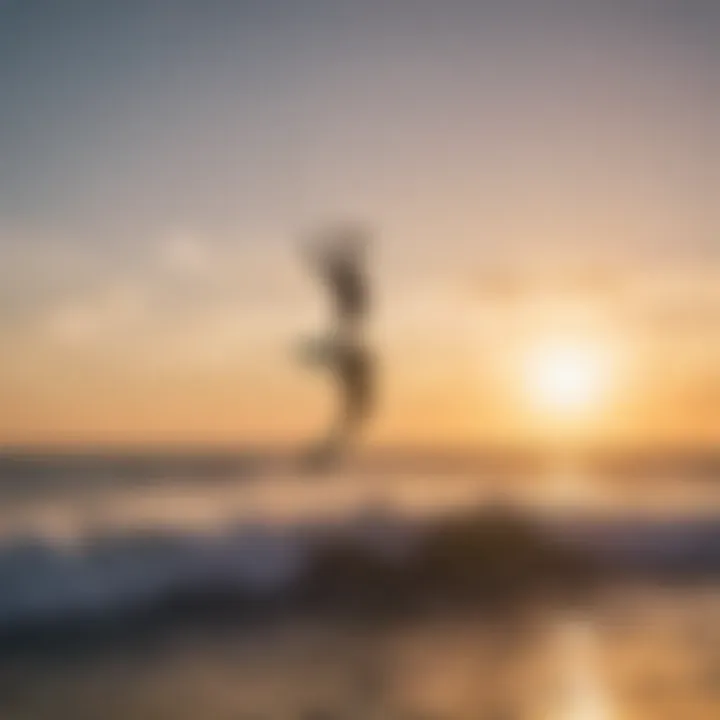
<box><xmin>623</xmin><ymin>264</ymin><xmax>720</xmax><ymax>337</ymax></box>
<box><xmin>466</xmin><ymin>266</ymin><xmax>627</xmax><ymax>305</ymax></box>
<box><xmin>44</xmin><ymin>285</ymin><xmax>146</xmax><ymax>344</ymax></box>
<box><xmin>157</xmin><ymin>231</ymin><xmax>212</xmax><ymax>277</ymax></box>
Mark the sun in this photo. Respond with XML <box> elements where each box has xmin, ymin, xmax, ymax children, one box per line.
<box><xmin>523</xmin><ymin>338</ymin><xmax>611</xmax><ymax>416</ymax></box>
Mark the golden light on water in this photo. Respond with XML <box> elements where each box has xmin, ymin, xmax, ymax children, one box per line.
<box><xmin>552</xmin><ymin>620</ymin><xmax>613</xmax><ymax>720</ymax></box>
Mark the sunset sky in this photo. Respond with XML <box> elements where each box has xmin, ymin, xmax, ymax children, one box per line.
<box><xmin>0</xmin><ymin>0</ymin><xmax>718</xmax><ymax>448</ymax></box>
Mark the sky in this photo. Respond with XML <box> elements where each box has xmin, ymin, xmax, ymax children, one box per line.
<box><xmin>0</xmin><ymin>0</ymin><xmax>718</xmax><ymax>448</ymax></box>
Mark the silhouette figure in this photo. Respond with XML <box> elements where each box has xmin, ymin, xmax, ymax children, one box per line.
<box><xmin>298</xmin><ymin>225</ymin><xmax>374</xmax><ymax>468</ymax></box>
<box><xmin>310</xmin><ymin>228</ymin><xmax>369</xmax><ymax>327</ymax></box>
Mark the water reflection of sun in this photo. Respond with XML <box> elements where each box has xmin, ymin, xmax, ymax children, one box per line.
<box><xmin>553</xmin><ymin>620</ymin><xmax>613</xmax><ymax>720</ymax></box>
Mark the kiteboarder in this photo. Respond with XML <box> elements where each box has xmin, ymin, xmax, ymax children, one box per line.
<box><xmin>298</xmin><ymin>225</ymin><xmax>374</xmax><ymax>467</ymax></box>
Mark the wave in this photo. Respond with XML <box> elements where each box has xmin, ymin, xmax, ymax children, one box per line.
<box><xmin>0</xmin><ymin>503</ymin><xmax>718</xmax><ymax>645</ymax></box>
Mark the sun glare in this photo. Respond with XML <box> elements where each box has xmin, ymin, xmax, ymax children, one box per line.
<box><xmin>524</xmin><ymin>339</ymin><xmax>611</xmax><ymax>416</ymax></box>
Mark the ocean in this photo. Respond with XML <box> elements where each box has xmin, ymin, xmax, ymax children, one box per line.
<box><xmin>0</xmin><ymin>451</ymin><xmax>717</xmax><ymax>718</ymax></box>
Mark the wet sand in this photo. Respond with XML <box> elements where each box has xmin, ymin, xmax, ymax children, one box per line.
<box><xmin>1</xmin><ymin>585</ymin><xmax>718</xmax><ymax>720</ymax></box>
